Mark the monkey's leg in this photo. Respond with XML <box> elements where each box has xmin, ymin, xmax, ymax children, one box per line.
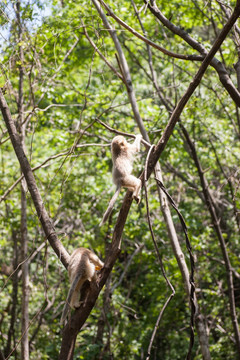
<box><xmin>133</xmin><ymin>178</ymin><xmax>142</xmax><ymax>203</ymax></box>
<box><xmin>70</xmin><ymin>278</ymin><xmax>85</xmax><ymax>308</ymax></box>
<box><xmin>70</xmin><ymin>290</ymin><xmax>82</xmax><ymax>309</ymax></box>
<box><xmin>123</xmin><ymin>175</ymin><xmax>142</xmax><ymax>203</ymax></box>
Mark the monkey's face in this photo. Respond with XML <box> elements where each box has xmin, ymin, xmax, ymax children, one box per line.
<box><xmin>111</xmin><ymin>136</ymin><xmax>127</xmax><ymax>152</ymax></box>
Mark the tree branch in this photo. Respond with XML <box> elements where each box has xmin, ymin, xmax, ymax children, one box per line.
<box><xmin>98</xmin><ymin>0</ymin><xmax>204</xmax><ymax>61</ymax></box>
<box><xmin>0</xmin><ymin>89</ymin><xmax>70</xmax><ymax>269</ymax></box>
<box><xmin>149</xmin><ymin>0</ymin><xmax>240</xmax><ymax>167</ymax></box>
<box><xmin>145</xmin><ymin>0</ymin><xmax>240</xmax><ymax>107</ymax></box>
<box><xmin>83</xmin><ymin>25</ymin><xmax>124</xmax><ymax>81</ymax></box>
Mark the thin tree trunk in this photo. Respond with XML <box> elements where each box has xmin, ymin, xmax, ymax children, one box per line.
<box><xmin>93</xmin><ymin>1</ymin><xmax>210</xmax><ymax>358</ymax></box>
<box><xmin>180</xmin><ymin>123</ymin><xmax>240</xmax><ymax>358</ymax></box>
<box><xmin>20</xmin><ymin>183</ymin><xmax>29</xmax><ymax>360</ymax></box>
<box><xmin>2</xmin><ymin>2</ymin><xmax>240</xmax><ymax>358</ymax></box>
<box><xmin>139</xmin><ymin>10</ymin><xmax>212</xmax><ymax>355</ymax></box>
<box><xmin>0</xmin><ymin>91</ymin><xmax>70</xmax><ymax>268</ymax></box>
<box><xmin>20</xmin><ymin>157</ymin><xmax>29</xmax><ymax>360</ymax></box>
<box><xmin>4</xmin><ymin>231</ymin><xmax>19</xmax><ymax>359</ymax></box>
<box><xmin>15</xmin><ymin>1</ymin><xmax>30</xmax><ymax>358</ymax></box>
<box><xmin>58</xmin><ymin>3</ymin><xmax>240</xmax><ymax>357</ymax></box>
<box><xmin>59</xmin><ymin>1</ymin><xmax>240</xmax><ymax>358</ymax></box>
<box><xmin>131</xmin><ymin>3</ymin><xmax>212</xmax><ymax>356</ymax></box>
<box><xmin>91</xmin><ymin>0</ymin><xmax>148</xmax><ymax>139</ymax></box>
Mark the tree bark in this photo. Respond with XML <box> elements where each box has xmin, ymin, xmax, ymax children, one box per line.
<box><xmin>15</xmin><ymin>1</ymin><xmax>30</xmax><ymax>358</ymax></box>
<box><xmin>129</xmin><ymin>5</ymin><xmax>211</xmax><ymax>356</ymax></box>
<box><xmin>0</xmin><ymin>90</ymin><xmax>70</xmax><ymax>269</ymax></box>
<box><xmin>4</xmin><ymin>231</ymin><xmax>19</xmax><ymax>358</ymax></box>
<box><xmin>180</xmin><ymin>123</ymin><xmax>240</xmax><ymax>358</ymax></box>
<box><xmin>149</xmin><ymin>0</ymin><xmax>240</xmax><ymax>167</ymax></box>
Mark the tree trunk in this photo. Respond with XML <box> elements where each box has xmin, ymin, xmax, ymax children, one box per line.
<box><xmin>15</xmin><ymin>1</ymin><xmax>30</xmax><ymax>358</ymax></box>
<box><xmin>59</xmin><ymin>1</ymin><xmax>240</xmax><ymax>358</ymax></box>
<box><xmin>93</xmin><ymin>2</ymin><xmax>211</xmax><ymax>358</ymax></box>
<box><xmin>180</xmin><ymin>123</ymin><xmax>240</xmax><ymax>359</ymax></box>
<box><xmin>20</xmin><ymin>183</ymin><xmax>29</xmax><ymax>360</ymax></box>
<box><xmin>0</xmin><ymin>89</ymin><xmax>70</xmax><ymax>269</ymax></box>
<box><xmin>4</xmin><ymin>231</ymin><xmax>19</xmax><ymax>358</ymax></box>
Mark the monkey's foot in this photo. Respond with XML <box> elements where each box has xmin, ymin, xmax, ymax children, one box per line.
<box><xmin>73</xmin><ymin>300</ymin><xmax>83</xmax><ymax>309</ymax></box>
<box><xmin>133</xmin><ymin>196</ymin><xmax>141</xmax><ymax>204</ymax></box>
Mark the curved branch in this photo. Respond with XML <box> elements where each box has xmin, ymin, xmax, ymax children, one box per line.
<box><xmin>97</xmin><ymin>119</ymin><xmax>151</xmax><ymax>147</ymax></box>
<box><xmin>150</xmin><ymin>0</ymin><xmax>240</xmax><ymax>166</ymax></box>
<box><xmin>146</xmin><ymin>0</ymin><xmax>240</xmax><ymax>106</ymax></box>
<box><xmin>98</xmin><ymin>0</ymin><xmax>203</xmax><ymax>61</ymax></box>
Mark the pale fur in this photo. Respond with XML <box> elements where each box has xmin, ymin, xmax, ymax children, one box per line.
<box><xmin>99</xmin><ymin>134</ymin><xmax>142</xmax><ymax>226</ymax></box>
<box><xmin>60</xmin><ymin>248</ymin><xmax>104</xmax><ymax>324</ymax></box>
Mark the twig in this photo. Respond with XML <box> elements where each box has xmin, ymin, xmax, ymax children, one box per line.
<box><xmin>83</xmin><ymin>25</ymin><xmax>124</xmax><ymax>81</ymax></box>
<box><xmin>0</xmin><ymin>242</ymin><xmax>46</xmax><ymax>291</ymax></box>
<box><xmin>0</xmin><ymin>89</ymin><xmax>70</xmax><ymax>269</ymax></box>
<box><xmin>111</xmin><ymin>243</ymin><xmax>144</xmax><ymax>292</ymax></box>
<box><xmin>5</xmin><ymin>304</ymin><xmax>45</xmax><ymax>360</ymax></box>
<box><xmin>0</xmin><ymin>143</ymin><xmax>109</xmax><ymax>203</ymax></box>
<box><xmin>145</xmin><ymin>0</ymin><xmax>240</xmax><ymax>106</ymax></box>
<box><xmin>97</xmin><ymin>119</ymin><xmax>151</xmax><ymax>148</ymax></box>
<box><xmin>149</xmin><ymin>0</ymin><xmax>240</xmax><ymax>165</ymax></box>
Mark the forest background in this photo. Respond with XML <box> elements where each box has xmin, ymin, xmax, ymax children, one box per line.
<box><xmin>0</xmin><ymin>0</ymin><xmax>239</xmax><ymax>359</ymax></box>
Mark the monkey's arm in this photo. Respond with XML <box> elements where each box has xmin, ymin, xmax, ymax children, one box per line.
<box><xmin>99</xmin><ymin>185</ymin><xmax>121</xmax><ymax>227</ymax></box>
<box><xmin>88</xmin><ymin>254</ymin><xmax>104</xmax><ymax>270</ymax></box>
<box><xmin>60</xmin><ymin>271</ymin><xmax>84</xmax><ymax>325</ymax></box>
<box><xmin>131</xmin><ymin>134</ymin><xmax>142</xmax><ymax>153</ymax></box>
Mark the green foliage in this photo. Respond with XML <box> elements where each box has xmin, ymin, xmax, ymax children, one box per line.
<box><xmin>0</xmin><ymin>0</ymin><xmax>239</xmax><ymax>359</ymax></box>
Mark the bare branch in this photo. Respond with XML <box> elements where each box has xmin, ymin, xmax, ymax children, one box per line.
<box><xmin>145</xmin><ymin>0</ymin><xmax>240</xmax><ymax>106</ymax></box>
<box><xmin>98</xmin><ymin>0</ymin><xmax>203</xmax><ymax>61</ymax></box>
<box><xmin>111</xmin><ymin>243</ymin><xmax>144</xmax><ymax>292</ymax></box>
<box><xmin>150</xmin><ymin>0</ymin><xmax>240</xmax><ymax>166</ymax></box>
<box><xmin>0</xmin><ymin>142</ymin><xmax>110</xmax><ymax>203</ymax></box>
<box><xmin>97</xmin><ymin>119</ymin><xmax>151</xmax><ymax>147</ymax></box>
<box><xmin>180</xmin><ymin>122</ymin><xmax>240</xmax><ymax>355</ymax></box>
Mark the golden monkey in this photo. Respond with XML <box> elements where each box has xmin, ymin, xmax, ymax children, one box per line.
<box><xmin>60</xmin><ymin>247</ymin><xmax>104</xmax><ymax>324</ymax></box>
<box><xmin>100</xmin><ymin>134</ymin><xmax>142</xmax><ymax>227</ymax></box>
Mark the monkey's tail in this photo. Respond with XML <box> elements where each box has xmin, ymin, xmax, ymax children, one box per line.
<box><xmin>99</xmin><ymin>186</ymin><xmax>121</xmax><ymax>227</ymax></box>
<box><xmin>60</xmin><ymin>271</ymin><xmax>83</xmax><ymax>325</ymax></box>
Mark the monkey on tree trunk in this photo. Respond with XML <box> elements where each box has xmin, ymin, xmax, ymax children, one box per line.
<box><xmin>100</xmin><ymin>134</ymin><xmax>142</xmax><ymax>226</ymax></box>
<box><xmin>60</xmin><ymin>248</ymin><xmax>104</xmax><ymax>324</ymax></box>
